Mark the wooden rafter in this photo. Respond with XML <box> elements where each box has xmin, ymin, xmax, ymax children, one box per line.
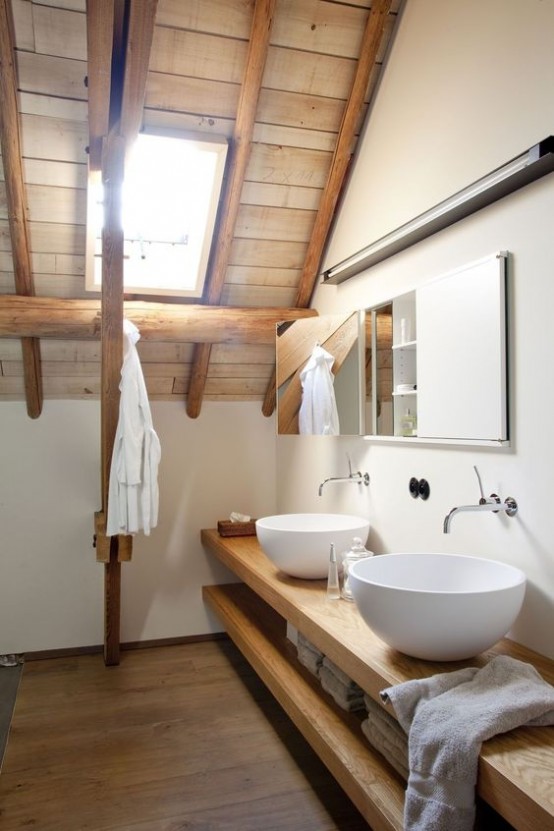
<box><xmin>0</xmin><ymin>296</ymin><xmax>317</xmax><ymax>341</ymax></box>
<box><xmin>295</xmin><ymin>0</ymin><xmax>394</xmax><ymax>308</ymax></box>
<box><xmin>261</xmin><ymin>0</ymin><xmax>394</xmax><ymax>417</ymax></box>
<box><xmin>186</xmin><ymin>0</ymin><xmax>277</xmax><ymax>419</ymax></box>
<box><xmin>0</xmin><ymin>0</ymin><xmax>42</xmax><ymax>419</ymax></box>
<box><xmin>86</xmin><ymin>0</ymin><xmax>115</xmax><ymax>170</ymax></box>
<box><xmin>120</xmin><ymin>0</ymin><xmax>158</xmax><ymax>144</ymax></box>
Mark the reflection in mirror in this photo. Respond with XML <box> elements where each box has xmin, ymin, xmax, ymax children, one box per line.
<box><xmin>276</xmin><ymin>312</ymin><xmax>363</xmax><ymax>435</ymax></box>
<box><xmin>365</xmin><ymin>251</ymin><xmax>508</xmax><ymax>442</ymax></box>
<box><xmin>366</xmin><ymin>303</ymin><xmax>393</xmax><ymax>436</ymax></box>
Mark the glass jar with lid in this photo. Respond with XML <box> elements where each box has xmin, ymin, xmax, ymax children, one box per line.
<box><xmin>341</xmin><ymin>536</ymin><xmax>373</xmax><ymax>601</ymax></box>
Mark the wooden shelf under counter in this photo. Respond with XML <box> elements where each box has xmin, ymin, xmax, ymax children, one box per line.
<box><xmin>201</xmin><ymin>529</ymin><xmax>554</xmax><ymax>831</ymax></box>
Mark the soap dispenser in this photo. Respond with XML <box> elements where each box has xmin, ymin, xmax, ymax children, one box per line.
<box><xmin>341</xmin><ymin>537</ymin><xmax>373</xmax><ymax>601</ymax></box>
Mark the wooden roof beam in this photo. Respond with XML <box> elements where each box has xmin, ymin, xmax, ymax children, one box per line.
<box><xmin>295</xmin><ymin>0</ymin><xmax>394</xmax><ymax>309</ymax></box>
<box><xmin>120</xmin><ymin>0</ymin><xmax>158</xmax><ymax>145</ymax></box>
<box><xmin>0</xmin><ymin>296</ymin><xmax>317</xmax><ymax>342</ymax></box>
<box><xmin>261</xmin><ymin>0</ymin><xmax>394</xmax><ymax>418</ymax></box>
<box><xmin>0</xmin><ymin>0</ymin><xmax>42</xmax><ymax>419</ymax></box>
<box><xmin>186</xmin><ymin>0</ymin><xmax>277</xmax><ymax>419</ymax></box>
<box><xmin>86</xmin><ymin>0</ymin><xmax>115</xmax><ymax>170</ymax></box>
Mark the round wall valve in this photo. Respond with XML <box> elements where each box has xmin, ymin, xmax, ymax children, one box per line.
<box><xmin>409</xmin><ymin>477</ymin><xmax>431</xmax><ymax>500</ymax></box>
<box><xmin>418</xmin><ymin>478</ymin><xmax>430</xmax><ymax>500</ymax></box>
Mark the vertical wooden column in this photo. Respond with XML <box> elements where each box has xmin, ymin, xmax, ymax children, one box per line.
<box><xmin>100</xmin><ymin>129</ymin><xmax>126</xmax><ymax>666</ymax></box>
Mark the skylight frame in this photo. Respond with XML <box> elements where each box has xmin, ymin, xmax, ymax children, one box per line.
<box><xmin>85</xmin><ymin>129</ymin><xmax>228</xmax><ymax>298</ymax></box>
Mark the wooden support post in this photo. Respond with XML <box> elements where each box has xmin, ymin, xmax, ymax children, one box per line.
<box><xmin>104</xmin><ymin>537</ymin><xmax>121</xmax><ymax>666</ymax></box>
<box><xmin>100</xmin><ymin>129</ymin><xmax>129</xmax><ymax>666</ymax></box>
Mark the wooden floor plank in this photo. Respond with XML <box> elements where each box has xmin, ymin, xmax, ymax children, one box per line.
<box><xmin>0</xmin><ymin>640</ymin><xmax>369</xmax><ymax>831</ymax></box>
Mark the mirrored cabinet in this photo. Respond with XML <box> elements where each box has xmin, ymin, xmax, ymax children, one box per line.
<box><xmin>366</xmin><ymin>252</ymin><xmax>508</xmax><ymax>443</ymax></box>
<box><xmin>277</xmin><ymin>251</ymin><xmax>509</xmax><ymax>446</ymax></box>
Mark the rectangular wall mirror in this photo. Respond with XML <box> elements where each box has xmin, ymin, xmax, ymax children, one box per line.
<box><xmin>277</xmin><ymin>251</ymin><xmax>509</xmax><ymax>444</ymax></box>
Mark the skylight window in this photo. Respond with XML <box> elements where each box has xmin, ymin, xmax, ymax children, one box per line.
<box><xmin>86</xmin><ymin>131</ymin><xmax>228</xmax><ymax>298</ymax></box>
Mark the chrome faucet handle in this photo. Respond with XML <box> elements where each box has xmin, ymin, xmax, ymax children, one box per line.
<box><xmin>473</xmin><ymin>465</ymin><xmax>486</xmax><ymax>504</ymax></box>
<box><xmin>346</xmin><ymin>453</ymin><xmax>354</xmax><ymax>477</ymax></box>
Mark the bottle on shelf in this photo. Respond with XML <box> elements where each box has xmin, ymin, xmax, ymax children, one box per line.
<box><xmin>400</xmin><ymin>408</ymin><xmax>417</xmax><ymax>437</ymax></box>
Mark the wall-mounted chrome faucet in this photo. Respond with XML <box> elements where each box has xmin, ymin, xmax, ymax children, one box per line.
<box><xmin>318</xmin><ymin>454</ymin><xmax>370</xmax><ymax>497</ymax></box>
<box><xmin>443</xmin><ymin>466</ymin><xmax>518</xmax><ymax>533</ymax></box>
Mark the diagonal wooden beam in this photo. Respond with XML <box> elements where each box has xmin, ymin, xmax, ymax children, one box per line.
<box><xmin>261</xmin><ymin>0</ymin><xmax>394</xmax><ymax>417</ymax></box>
<box><xmin>186</xmin><ymin>0</ymin><xmax>277</xmax><ymax>419</ymax></box>
<box><xmin>295</xmin><ymin>0</ymin><xmax>394</xmax><ymax>309</ymax></box>
<box><xmin>0</xmin><ymin>0</ymin><xmax>42</xmax><ymax>419</ymax></box>
<box><xmin>86</xmin><ymin>0</ymin><xmax>115</xmax><ymax>170</ymax></box>
<box><xmin>120</xmin><ymin>0</ymin><xmax>158</xmax><ymax>144</ymax></box>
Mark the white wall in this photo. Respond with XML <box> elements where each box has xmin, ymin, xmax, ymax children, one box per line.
<box><xmin>277</xmin><ymin>0</ymin><xmax>554</xmax><ymax>660</ymax></box>
<box><xmin>325</xmin><ymin>0</ymin><xmax>554</xmax><ymax>269</ymax></box>
<box><xmin>0</xmin><ymin>400</ymin><xmax>276</xmax><ymax>653</ymax></box>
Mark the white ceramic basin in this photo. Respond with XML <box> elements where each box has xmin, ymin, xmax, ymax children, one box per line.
<box><xmin>255</xmin><ymin>513</ymin><xmax>370</xmax><ymax>579</ymax></box>
<box><xmin>349</xmin><ymin>552</ymin><xmax>526</xmax><ymax>661</ymax></box>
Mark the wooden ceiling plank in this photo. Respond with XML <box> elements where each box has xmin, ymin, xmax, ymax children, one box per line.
<box><xmin>85</xmin><ymin>0</ymin><xmax>115</xmax><ymax>169</ymax></box>
<box><xmin>186</xmin><ymin>0</ymin><xmax>278</xmax><ymax>419</ymax></box>
<box><xmin>0</xmin><ymin>295</ymin><xmax>317</xmax><ymax>342</ymax></box>
<box><xmin>119</xmin><ymin>0</ymin><xmax>158</xmax><ymax>144</ymax></box>
<box><xmin>0</xmin><ymin>0</ymin><xmax>42</xmax><ymax>418</ymax></box>
<box><xmin>261</xmin><ymin>0</ymin><xmax>394</xmax><ymax>418</ymax></box>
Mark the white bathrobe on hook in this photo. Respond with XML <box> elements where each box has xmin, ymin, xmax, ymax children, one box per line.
<box><xmin>106</xmin><ymin>319</ymin><xmax>161</xmax><ymax>536</ymax></box>
<box><xmin>298</xmin><ymin>344</ymin><xmax>340</xmax><ymax>435</ymax></box>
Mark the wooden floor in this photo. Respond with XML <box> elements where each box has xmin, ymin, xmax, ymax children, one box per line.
<box><xmin>0</xmin><ymin>639</ymin><xmax>370</xmax><ymax>830</ymax></box>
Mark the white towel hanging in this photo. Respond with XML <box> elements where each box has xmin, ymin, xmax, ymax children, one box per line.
<box><xmin>106</xmin><ymin>319</ymin><xmax>161</xmax><ymax>536</ymax></box>
<box><xmin>298</xmin><ymin>344</ymin><xmax>340</xmax><ymax>435</ymax></box>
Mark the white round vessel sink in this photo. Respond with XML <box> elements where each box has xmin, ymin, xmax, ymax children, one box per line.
<box><xmin>349</xmin><ymin>552</ymin><xmax>526</xmax><ymax>661</ymax></box>
<box><xmin>255</xmin><ymin>513</ymin><xmax>370</xmax><ymax>579</ymax></box>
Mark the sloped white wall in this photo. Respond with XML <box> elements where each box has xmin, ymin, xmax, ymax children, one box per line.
<box><xmin>0</xmin><ymin>400</ymin><xmax>276</xmax><ymax>653</ymax></box>
<box><xmin>277</xmin><ymin>0</ymin><xmax>554</xmax><ymax>659</ymax></box>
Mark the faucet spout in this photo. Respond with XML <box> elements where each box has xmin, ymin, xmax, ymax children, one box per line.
<box><xmin>443</xmin><ymin>495</ymin><xmax>518</xmax><ymax>533</ymax></box>
<box><xmin>318</xmin><ymin>471</ymin><xmax>370</xmax><ymax>497</ymax></box>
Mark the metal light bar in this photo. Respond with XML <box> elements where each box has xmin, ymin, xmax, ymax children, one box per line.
<box><xmin>323</xmin><ymin>136</ymin><xmax>554</xmax><ymax>285</ymax></box>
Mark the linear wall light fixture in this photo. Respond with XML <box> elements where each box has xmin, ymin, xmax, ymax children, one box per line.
<box><xmin>323</xmin><ymin>136</ymin><xmax>554</xmax><ymax>285</ymax></box>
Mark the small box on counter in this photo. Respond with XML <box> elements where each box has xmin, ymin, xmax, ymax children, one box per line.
<box><xmin>217</xmin><ymin>520</ymin><xmax>257</xmax><ymax>537</ymax></box>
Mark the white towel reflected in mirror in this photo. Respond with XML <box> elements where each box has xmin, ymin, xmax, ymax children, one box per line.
<box><xmin>298</xmin><ymin>344</ymin><xmax>340</xmax><ymax>435</ymax></box>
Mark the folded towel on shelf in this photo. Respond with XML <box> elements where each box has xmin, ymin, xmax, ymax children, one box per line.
<box><xmin>361</xmin><ymin>716</ymin><xmax>409</xmax><ymax>780</ymax></box>
<box><xmin>361</xmin><ymin>692</ymin><xmax>409</xmax><ymax>779</ymax></box>
<box><xmin>296</xmin><ymin>632</ymin><xmax>324</xmax><ymax>677</ymax></box>
<box><xmin>365</xmin><ymin>694</ymin><xmax>409</xmax><ymax>748</ymax></box>
<box><xmin>381</xmin><ymin>655</ymin><xmax>554</xmax><ymax>831</ymax></box>
<box><xmin>319</xmin><ymin>656</ymin><xmax>365</xmax><ymax>711</ymax></box>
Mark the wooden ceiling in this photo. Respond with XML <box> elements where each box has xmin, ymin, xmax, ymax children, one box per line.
<box><xmin>0</xmin><ymin>0</ymin><xmax>403</xmax><ymax>417</ymax></box>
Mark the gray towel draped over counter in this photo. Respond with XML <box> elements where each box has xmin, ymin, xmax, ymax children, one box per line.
<box><xmin>381</xmin><ymin>655</ymin><xmax>554</xmax><ymax>831</ymax></box>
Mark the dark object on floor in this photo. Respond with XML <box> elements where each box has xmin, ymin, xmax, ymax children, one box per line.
<box><xmin>0</xmin><ymin>659</ymin><xmax>23</xmax><ymax>771</ymax></box>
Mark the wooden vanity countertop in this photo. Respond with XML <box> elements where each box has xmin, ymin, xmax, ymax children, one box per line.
<box><xmin>201</xmin><ymin>529</ymin><xmax>554</xmax><ymax>831</ymax></box>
